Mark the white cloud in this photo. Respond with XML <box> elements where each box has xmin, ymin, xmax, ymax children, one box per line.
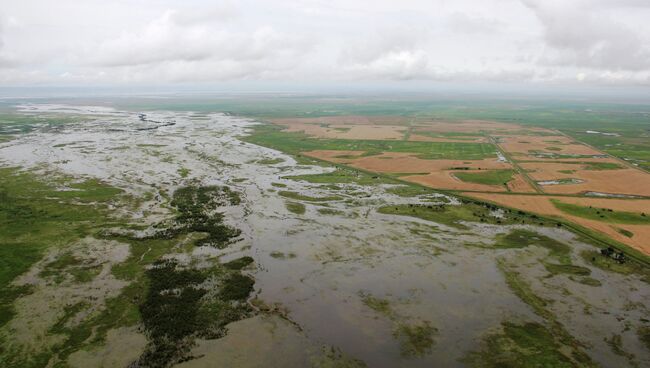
<box><xmin>522</xmin><ymin>0</ymin><xmax>650</xmax><ymax>71</ymax></box>
<box><xmin>0</xmin><ymin>0</ymin><xmax>649</xmax><ymax>86</ymax></box>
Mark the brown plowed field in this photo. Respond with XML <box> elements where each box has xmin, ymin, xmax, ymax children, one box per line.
<box><xmin>280</xmin><ymin>123</ymin><xmax>406</xmax><ymax>140</ymax></box>
<box><xmin>506</xmin><ymin>174</ymin><xmax>538</xmax><ymax>193</ymax></box>
<box><xmin>536</xmin><ymin>169</ymin><xmax>650</xmax><ymax>196</ymax></box>
<box><xmin>463</xmin><ymin>193</ymin><xmax>650</xmax><ymax>255</ymax></box>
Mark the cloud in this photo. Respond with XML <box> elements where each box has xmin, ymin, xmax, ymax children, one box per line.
<box><xmin>522</xmin><ymin>0</ymin><xmax>650</xmax><ymax>71</ymax></box>
<box><xmin>0</xmin><ymin>0</ymin><xmax>649</xmax><ymax>86</ymax></box>
<box><xmin>447</xmin><ymin>13</ymin><xmax>504</xmax><ymax>35</ymax></box>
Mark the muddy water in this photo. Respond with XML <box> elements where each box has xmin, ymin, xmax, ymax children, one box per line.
<box><xmin>1</xmin><ymin>104</ymin><xmax>648</xmax><ymax>367</ymax></box>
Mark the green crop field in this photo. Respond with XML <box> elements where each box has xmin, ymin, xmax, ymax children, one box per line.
<box><xmin>552</xmin><ymin>200</ymin><xmax>650</xmax><ymax>224</ymax></box>
<box><xmin>453</xmin><ymin>170</ymin><xmax>515</xmax><ymax>186</ymax></box>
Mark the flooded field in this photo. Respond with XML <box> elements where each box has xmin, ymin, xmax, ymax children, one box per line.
<box><xmin>0</xmin><ymin>104</ymin><xmax>648</xmax><ymax>367</ymax></box>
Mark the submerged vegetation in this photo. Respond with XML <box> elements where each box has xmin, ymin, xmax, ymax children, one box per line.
<box><xmin>360</xmin><ymin>293</ymin><xmax>437</xmax><ymax>358</ymax></box>
<box><xmin>0</xmin><ymin>168</ymin><xmax>254</xmax><ymax>367</ymax></box>
<box><xmin>464</xmin><ymin>322</ymin><xmax>577</xmax><ymax>368</ymax></box>
<box><xmin>278</xmin><ymin>190</ymin><xmax>341</xmax><ymax>202</ymax></box>
<box><xmin>0</xmin><ymin>168</ymin><xmax>125</xmax><ymax>329</ymax></box>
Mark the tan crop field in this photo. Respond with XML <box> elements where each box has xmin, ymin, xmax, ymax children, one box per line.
<box><xmin>280</xmin><ymin>122</ymin><xmax>407</xmax><ymax>140</ymax></box>
<box><xmin>498</xmin><ymin>135</ymin><xmax>603</xmax><ymax>156</ymax></box>
<box><xmin>464</xmin><ymin>193</ymin><xmax>650</xmax><ymax>255</ymax></box>
<box><xmin>266</xmin><ymin>117</ymin><xmax>650</xmax><ymax>255</ymax></box>
<box><xmin>271</xmin><ymin>115</ymin><xmax>407</xmax><ymax>125</ymax></box>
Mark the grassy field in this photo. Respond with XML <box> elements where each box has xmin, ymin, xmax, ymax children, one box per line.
<box><xmin>377</xmin><ymin>201</ymin><xmax>551</xmax><ymax>230</ymax></box>
<box><xmin>453</xmin><ymin>170</ymin><xmax>514</xmax><ymax>186</ymax></box>
<box><xmin>551</xmin><ymin>200</ymin><xmax>650</xmax><ymax>224</ymax></box>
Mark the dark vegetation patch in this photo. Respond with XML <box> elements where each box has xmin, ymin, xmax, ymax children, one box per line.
<box><xmin>134</xmin><ymin>259</ymin><xmax>253</xmax><ymax>367</ymax></box>
<box><xmin>269</xmin><ymin>251</ymin><xmax>297</xmax><ymax>260</ymax></box>
<box><xmin>285</xmin><ymin>201</ymin><xmax>306</xmax><ymax>215</ymax></box>
<box><xmin>317</xmin><ymin>208</ymin><xmax>345</xmax><ymax>216</ymax></box>
<box><xmin>617</xmin><ymin>228</ymin><xmax>634</xmax><ymax>238</ymax></box>
<box><xmin>218</xmin><ymin>274</ymin><xmax>255</xmax><ymax>301</ymax></box>
<box><xmin>223</xmin><ymin>256</ymin><xmax>254</xmax><ymax>270</ymax></box>
<box><xmin>147</xmin><ymin>185</ymin><xmax>242</xmax><ymax>248</ymax></box>
<box><xmin>454</xmin><ymin>169</ymin><xmax>515</xmax><ymax>186</ymax></box>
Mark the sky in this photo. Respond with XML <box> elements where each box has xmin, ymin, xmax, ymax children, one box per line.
<box><xmin>0</xmin><ymin>0</ymin><xmax>649</xmax><ymax>89</ymax></box>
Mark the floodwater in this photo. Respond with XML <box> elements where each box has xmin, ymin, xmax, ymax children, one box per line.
<box><xmin>0</xmin><ymin>104</ymin><xmax>648</xmax><ymax>367</ymax></box>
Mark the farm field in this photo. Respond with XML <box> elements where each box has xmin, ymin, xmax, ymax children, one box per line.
<box><xmin>0</xmin><ymin>98</ymin><xmax>648</xmax><ymax>368</ymax></box>
<box><xmin>260</xmin><ymin>112</ymin><xmax>650</xmax><ymax>256</ymax></box>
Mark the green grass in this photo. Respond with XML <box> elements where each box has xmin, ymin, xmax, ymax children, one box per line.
<box><xmin>177</xmin><ymin>167</ymin><xmax>190</xmax><ymax>178</ymax></box>
<box><xmin>581</xmin><ymin>250</ymin><xmax>650</xmax><ymax>283</ymax></box>
<box><xmin>278</xmin><ymin>190</ymin><xmax>341</xmax><ymax>202</ymax></box>
<box><xmin>385</xmin><ymin>185</ymin><xmax>436</xmax><ymax>197</ymax></box>
<box><xmin>582</xmin><ymin>162</ymin><xmax>623</xmax><ymax>170</ymax></box>
<box><xmin>552</xmin><ymin>200</ymin><xmax>650</xmax><ymax>225</ymax></box>
<box><xmin>453</xmin><ymin>170</ymin><xmax>514</xmax><ymax>186</ymax></box>
<box><xmin>617</xmin><ymin>228</ymin><xmax>634</xmax><ymax>238</ymax></box>
<box><xmin>495</xmin><ymin>229</ymin><xmax>571</xmax><ymax>264</ymax></box>
<box><xmin>245</xmin><ymin>124</ymin><xmax>496</xmax><ymax>160</ymax></box>
<box><xmin>377</xmin><ymin>200</ymin><xmax>544</xmax><ymax>229</ymax></box>
<box><xmin>285</xmin><ymin>201</ymin><xmax>306</xmax><ymax>215</ymax></box>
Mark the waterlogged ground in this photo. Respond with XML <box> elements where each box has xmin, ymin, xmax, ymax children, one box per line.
<box><xmin>0</xmin><ymin>104</ymin><xmax>648</xmax><ymax>367</ymax></box>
